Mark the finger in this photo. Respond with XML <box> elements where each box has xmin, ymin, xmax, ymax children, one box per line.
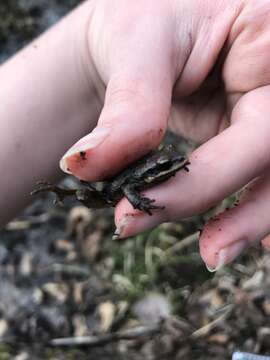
<box><xmin>170</xmin><ymin>88</ymin><xmax>229</xmax><ymax>143</ymax></box>
<box><xmin>59</xmin><ymin>10</ymin><xmax>176</xmax><ymax>181</ymax></box>
<box><xmin>114</xmin><ymin>87</ymin><xmax>270</xmax><ymax>237</ymax></box>
<box><xmin>261</xmin><ymin>235</ymin><xmax>270</xmax><ymax>250</ymax></box>
<box><xmin>200</xmin><ymin>171</ymin><xmax>270</xmax><ymax>270</ymax></box>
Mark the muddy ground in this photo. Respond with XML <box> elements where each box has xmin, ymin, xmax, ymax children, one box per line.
<box><xmin>1</xmin><ymin>2</ymin><xmax>270</xmax><ymax>359</ymax></box>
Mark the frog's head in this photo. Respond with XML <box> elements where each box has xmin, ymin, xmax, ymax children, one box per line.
<box><xmin>156</xmin><ymin>144</ymin><xmax>185</xmax><ymax>163</ymax></box>
<box><xmin>143</xmin><ymin>145</ymin><xmax>189</xmax><ymax>183</ymax></box>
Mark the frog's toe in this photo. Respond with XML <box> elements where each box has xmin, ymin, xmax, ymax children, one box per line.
<box><xmin>136</xmin><ymin>197</ymin><xmax>164</xmax><ymax>215</ymax></box>
<box><xmin>142</xmin><ymin>197</ymin><xmax>155</xmax><ymax>204</ymax></box>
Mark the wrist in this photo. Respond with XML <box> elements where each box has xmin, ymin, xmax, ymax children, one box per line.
<box><xmin>0</xmin><ymin>1</ymin><xmax>102</xmax><ymax>224</ymax></box>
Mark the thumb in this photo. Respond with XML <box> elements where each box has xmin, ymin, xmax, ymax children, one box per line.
<box><xmin>60</xmin><ymin>68</ymin><xmax>172</xmax><ymax>181</ymax></box>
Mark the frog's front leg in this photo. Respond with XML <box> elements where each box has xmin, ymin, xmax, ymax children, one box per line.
<box><xmin>122</xmin><ymin>184</ymin><xmax>164</xmax><ymax>216</ymax></box>
<box><xmin>75</xmin><ymin>188</ymin><xmax>109</xmax><ymax>209</ymax></box>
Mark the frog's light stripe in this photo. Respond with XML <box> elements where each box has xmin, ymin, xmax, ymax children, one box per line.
<box><xmin>233</xmin><ymin>352</ymin><xmax>270</xmax><ymax>360</ymax></box>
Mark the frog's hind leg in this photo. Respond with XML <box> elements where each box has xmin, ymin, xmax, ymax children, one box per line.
<box><xmin>122</xmin><ymin>184</ymin><xmax>164</xmax><ymax>216</ymax></box>
<box><xmin>79</xmin><ymin>180</ymin><xmax>97</xmax><ymax>191</ymax></box>
<box><xmin>31</xmin><ymin>181</ymin><xmax>76</xmax><ymax>204</ymax></box>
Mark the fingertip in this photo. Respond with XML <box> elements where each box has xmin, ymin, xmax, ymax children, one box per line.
<box><xmin>114</xmin><ymin>198</ymin><xmax>150</xmax><ymax>239</ymax></box>
<box><xmin>261</xmin><ymin>235</ymin><xmax>270</xmax><ymax>251</ymax></box>
<box><xmin>59</xmin><ymin>125</ymin><xmax>112</xmax><ymax>179</ymax></box>
<box><xmin>114</xmin><ymin>196</ymin><xmax>166</xmax><ymax>239</ymax></box>
<box><xmin>199</xmin><ymin>212</ymin><xmax>233</xmax><ymax>269</ymax></box>
<box><xmin>199</xmin><ymin>208</ymin><xmax>253</xmax><ymax>270</ymax></box>
<box><xmin>114</xmin><ymin>197</ymin><xmax>135</xmax><ymax>225</ymax></box>
<box><xmin>199</xmin><ymin>224</ymin><xmax>220</xmax><ymax>270</ymax></box>
<box><xmin>60</xmin><ymin>109</ymin><xmax>166</xmax><ymax>181</ymax></box>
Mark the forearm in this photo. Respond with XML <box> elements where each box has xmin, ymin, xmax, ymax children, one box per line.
<box><xmin>0</xmin><ymin>1</ymin><xmax>101</xmax><ymax>224</ymax></box>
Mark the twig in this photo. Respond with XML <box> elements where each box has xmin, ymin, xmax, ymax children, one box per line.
<box><xmin>6</xmin><ymin>213</ymin><xmax>51</xmax><ymax>231</ymax></box>
<box><xmin>42</xmin><ymin>263</ymin><xmax>90</xmax><ymax>278</ymax></box>
<box><xmin>191</xmin><ymin>304</ymin><xmax>234</xmax><ymax>339</ymax></box>
<box><xmin>50</xmin><ymin>324</ymin><xmax>162</xmax><ymax>347</ymax></box>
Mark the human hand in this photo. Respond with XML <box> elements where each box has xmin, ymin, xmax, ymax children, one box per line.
<box><xmin>60</xmin><ymin>0</ymin><xmax>270</xmax><ymax>270</ymax></box>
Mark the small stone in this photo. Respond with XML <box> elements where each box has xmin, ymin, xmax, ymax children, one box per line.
<box><xmin>262</xmin><ymin>300</ymin><xmax>270</xmax><ymax>315</ymax></box>
<box><xmin>55</xmin><ymin>239</ymin><xmax>74</xmax><ymax>253</ymax></box>
<box><xmin>98</xmin><ymin>301</ymin><xmax>116</xmax><ymax>333</ymax></box>
<box><xmin>0</xmin><ymin>319</ymin><xmax>8</xmax><ymax>337</ymax></box>
<box><xmin>14</xmin><ymin>352</ymin><xmax>29</xmax><ymax>360</ymax></box>
<box><xmin>72</xmin><ymin>314</ymin><xmax>88</xmax><ymax>337</ymax></box>
<box><xmin>19</xmin><ymin>252</ymin><xmax>33</xmax><ymax>276</ymax></box>
<box><xmin>81</xmin><ymin>230</ymin><xmax>103</xmax><ymax>262</ymax></box>
<box><xmin>66</xmin><ymin>206</ymin><xmax>93</xmax><ymax>240</ymax></box>
<box><xmin>132</xmin><ymin>293</ymin><xmax>171</xmax><ymax>325</ymax></box>
<box><xmin>42</xmin><ymin>283</ymin><xmax>69</xmax><ymax>304</ymax></box>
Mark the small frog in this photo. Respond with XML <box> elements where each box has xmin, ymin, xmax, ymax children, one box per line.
<box><xmin>32</xmin><ymin>145</ymin><xmax>190</xmax><ymax>215</ymax></box>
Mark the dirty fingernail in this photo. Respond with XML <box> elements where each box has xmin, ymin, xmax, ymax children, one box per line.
<box><xmin>206</xmin><ymin>239</ymin><xmax>247</xmax><ymax>272</ymax></box>
<box><xmin>113</xmin><ymin>215</ymin><xmax>134</xmax><ymax>240</ymax></box>
<box><xmin>206</xmin><ymin>249</ymin><xmax>227</xmax><ymax>273</ymax></box>
<box><xmin>59</xmin><ymin>126</ymin><xmax>111</xmax><ymax>173</ymax></box>
<box><xmin>261</xmin><ymin>235</ymin><xmax>270</xmax><ymax>250</ymax></box>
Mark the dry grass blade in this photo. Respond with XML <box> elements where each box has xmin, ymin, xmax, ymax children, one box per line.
<box><xmin>6</xmin><ymin>213</ymin><xmax>50</xmax><ymax>230</ymax></box>
<box><xmin>50</xmin><ymin>323</ymin><xmax>162</xmax><ymax>347</ymax></box>
<box><xmin>164</xmin><ymin>231</ymin><xmax>199</xmax><ymax>257</ymax></box>
<box><xmin>191</xmin><ymin>304</ymin><xmax>234</xmax><ymax>339</ymax></box>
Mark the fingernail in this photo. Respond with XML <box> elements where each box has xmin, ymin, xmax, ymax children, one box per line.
<box><xmin>113</xmin><ymin>215</ymin><xmax>133</xmax><ymax>240</ymax></box>
<box><xmin>206</xmin><ymin>239</ymin><xmax>247</xmax><ymax>272</ymax></box>
<box><xmin>261</xmin><ymin>235</ymin><xmax>270</xmax><ymax>250</ymax></box>
<box><xmin>59</xmin><ymin>126</ymin><xmax>111</xmax><ymax>173</ymax></box>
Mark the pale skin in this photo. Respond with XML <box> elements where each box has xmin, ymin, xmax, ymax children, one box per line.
<box><xmin>1</xmin><ymin>0</ymin><xmax>270</xmax><ymax>271</ymax></box>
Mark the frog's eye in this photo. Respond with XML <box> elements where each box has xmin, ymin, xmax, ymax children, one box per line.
<box><xmin>156</xmin><ymin>156</ymin><xmax>169</xmax><ymax>164</ymax></box>
<box><xmin>145</xmin><ymin>176</ymin><xmax>155</xmax><ymax>183</ymax></box>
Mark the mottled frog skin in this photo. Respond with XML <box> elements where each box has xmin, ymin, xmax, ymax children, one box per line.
<box><xmin>32</xmin><ymin>145</ymin><xmax>190</xmax><ymax>215</ymax></box>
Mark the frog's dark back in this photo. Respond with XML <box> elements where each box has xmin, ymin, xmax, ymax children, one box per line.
<box><xmin>109</xmin><ymin>145</ymin><xmax>184</xmax><ymax>191</ymax></box>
